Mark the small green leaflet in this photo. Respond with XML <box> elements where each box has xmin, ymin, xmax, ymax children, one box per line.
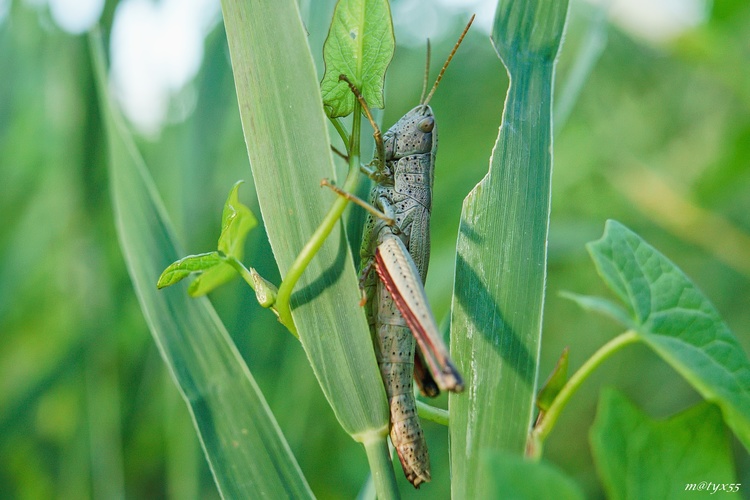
<box><xmin>536</xmin><ymin>347</ymin><xmax>569</xmax><ymax>413</ymax></box>
<box><xmin>320</xmin><ymin>0</ymin><xmax>394</xmax><ymax>118</ymax></box>
<box><xmin>157</xmin><ymin>181</ymin><xmax>257</xmax><ymax>295</ymax></box>
<box><xmin>157</xmin><ymin>252</ymin><xmax>223</xmax><ymax>289</ymax></box>
<box><xmin>218</xmin><ymin>180</ymin><xmax>258</xmax><ymax>256</ymax></box>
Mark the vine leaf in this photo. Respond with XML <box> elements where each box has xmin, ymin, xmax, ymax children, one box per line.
<box><xmin>584</xmin><ymin>220</ymin><xmax>750</xmax><ymax>451</ymax></box>
<box><xmin>320</xmin><ymin>0</ymin><xmax>394</xmax><ymax>118</ymax></box>
<box><xmin>591</xmin><ymin>389</ymin><xmax>735</xmax><ymax>498</ymax></box>
<box><xmin>156</xmin><ymin>181</ymin><xmax>257</xmax><ymax>297</ymax></box>
<box><xmin>189</xmin><ymin>181</ymin><xmax>257</xmax><ymax>296</ymax></box>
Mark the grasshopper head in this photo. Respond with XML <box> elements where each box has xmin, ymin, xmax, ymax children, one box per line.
<box><xmin>383</xmin><ymin>104</ymin><xmax>436</xmax><ymax>159</ymax></box>
<box><xmin>380</xmin><ymin>15</ymin><xmax>474</xmax><ymax>163</ymax></box>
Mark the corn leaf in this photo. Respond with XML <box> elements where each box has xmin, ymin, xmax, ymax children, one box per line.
<box><xmin>220</xmin><ymin>0</ymin><xmax>389</xmax><ymax>439</ymax></box>
<box><xmin>449</xmin><ymin>1</ymin><xmax>569</xmax><ymax>497</ymax></box>
<box><xmin>91</xmin><ymin>32</ymin><xmax>313</xmax><ymax>498</ymax></box>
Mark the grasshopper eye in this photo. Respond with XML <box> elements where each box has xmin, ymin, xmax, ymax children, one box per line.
<box><xmin>418</xmin><ymin>117</ymin><xmax>434</xmax><ymax>133</ymax></box>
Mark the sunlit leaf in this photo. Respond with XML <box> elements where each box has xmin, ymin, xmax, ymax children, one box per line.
<box><xmin>217</xmin><ymin>180</ymin><xmax>257</xmax><ymax>256</ymax></box>
<box><xmin>157</xmin><ymin>252</ymin><xmax>222</xmax><ymax>289</ymax></box>
<box><xmin>320</xmin><ymin>0</ymin><xmax>394</xmax><ymax>117</ymax></box>
<box><xmin>189</xmin><ymin>181</ymin><xmax>257</xmax><ymax>297</ymax></box>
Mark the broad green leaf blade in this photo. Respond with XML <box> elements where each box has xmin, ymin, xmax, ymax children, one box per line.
<box><xmin>449</xmin><ymin>2</ymin><xmax>569</xmax><ymax>498</ymax></box>
<box><xmin>587</xmin><ymin>220</ymin><xmax>750</xmax><ymax>450</ymax></box>
<box><xmin>91</xmin><ymin>33</ymin><xmax>313</xmax><ymax>499</ymax></box>
<box><xmin>591</xmin><ymin>389</ymin><xmax>735</xmax><ymax>499</ymax></box>
<box><xmin>560</xmin><ymin>291</ymin><xmax>635</xmax><ymax>329</ymax></box>
<box><xmin>220</xmin><ymin>0</ymin><xmax>388</xmax><ymax>438</ymax></box>
<box><xmin>320</xmin><ymin>0</ymin><xmax>394</xmax><ymax>117</ymax></box>
<box><xmin>190</xmin><ymin>181</ymin><xmax>257</xmax><ymax>297</ymax></box>
<box><xmin>478</xmin><ymin>451</ymin><xmax>584</xmax><ymax>500</ymax></box>
<box><xmin>157</xmin><ymin>252</ymin><xmax>222</xmax><ymax>289</ymax></box>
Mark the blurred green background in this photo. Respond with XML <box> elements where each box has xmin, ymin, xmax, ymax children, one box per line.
<box><xmin>1</xmin><ymin>0</ymin><xmax>749</xmax><ymax>498</ymax></box>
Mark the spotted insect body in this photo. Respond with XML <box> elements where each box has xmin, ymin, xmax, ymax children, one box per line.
<box><xmin>339</xmin><ymin>17</ymin><xmax>474</xmax><ymax>488</ymax></box>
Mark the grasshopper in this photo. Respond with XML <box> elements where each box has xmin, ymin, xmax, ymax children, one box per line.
<box><xmin>329</xmin><ymin>16</ymin><xmax>474</xmax><ymax>487</ymax></box>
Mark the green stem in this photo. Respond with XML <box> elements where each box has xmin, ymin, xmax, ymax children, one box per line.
<box><xmin>274</xmin><ymin>105</ymin><xmax>363</xmax><ymax>335</ymax></box>
<box><xmin>416</xmin><ymin>401</ymin><xmax>449</xmax><ymax>426</ymax></box>
<box><xmin>331</xmin><ymin>117</ymin><xmax>351</xmax><ymax>155</ymax></box>
<box><xmin>225</xmin><ymin>256</ymin><xmax>294</xmax><ymax>335</ymax></box>
<box><xmin>362</xmin><ymin>434</ymin><xmax>400</xmax><ymax>500</ymax></box>
<box><xmin>225</xmin><ymin>256</ymin><xmax>256</xmax><ymax>289</ymax></box>
<box><xmin>528</xmin><ymin>330</ymin><xmax>639</xmax><ymax>459</ymax></box>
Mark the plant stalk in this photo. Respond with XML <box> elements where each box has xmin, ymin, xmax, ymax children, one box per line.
<box><xmin>528</xmin><ymin>330</ymin><xmax>639</xmax><ymax>458</ymax></box>
<box><xmin>274</xmin><ymin>106</ymin><xmax>363</xmax><ymax>334</ymax></box>
<box><xmin>416</xmin><ymin>401</ymin><xmax>449</xmax><ymax>426</ymax></box>
<box><xmin>362</xmin><ymin>435</ymin><xmax>400</xmax><ymax>500</ymax></box>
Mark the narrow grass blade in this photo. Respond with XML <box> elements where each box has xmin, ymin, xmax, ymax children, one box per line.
<box><xmin>449</xmin><ymin>1</ymin><xmax>569</xmax><ymax>497</ymax></box>
<box><xmin>220</xmin><ymin>0</ymin><xmax>389</xmax><ymax>438</ymax></box>
<box><xmin>91</xmin><ymin>32</ymin><xmax>313</xmax><ymax>498</ymax></box>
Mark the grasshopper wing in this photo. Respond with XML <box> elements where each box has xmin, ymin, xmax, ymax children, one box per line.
<box><xmin>374</xmin><ymin>232</ymin><xmax>464</xmax><ymax>393</ymax></box>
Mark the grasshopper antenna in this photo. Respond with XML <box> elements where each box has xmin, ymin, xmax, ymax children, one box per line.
<box><xmin>422</xmin><ymin>14</ymin><xmax>475</xmax><ymax>106</ymax></box>
<box><xmin>419</xmin><ymin>39</ymin><xmax>431</xmax><ymax>105</ymax></box>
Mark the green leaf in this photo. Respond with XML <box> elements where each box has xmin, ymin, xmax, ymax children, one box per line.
<box><xmin>221</xmin><ymin>0</ymin><xmax>389</xmax><ymax>441</ymax></box>
<box><xmin>449</xmin><ymin>2</ymin><xmax>569</xmax><ymax>498</ymax></box>
<box><xmin>591</xmin><ymin>389</ymin><xmax>735</xmax><ymax>499</ymax></box>
<box><xmin>157</xmin><ymin>252</ymin><xmax>222</xmax><ymax>289</ymax></box>
<box><xmin>91</xmin><ymin>31</ymin><xmax>313</xmax><ymax>498</ymax></box>
<box><xmin>187</xmin><ymin>263</ymin><xmax>235</xmax><ymax>297</ymax></box>
<box><xmin>218</xmin><ymin>180</ymin><xmax>257</xmax><ymax>256</ymax></box>
<box><xmin>189</xmin><ymin>181</ymin><xmax>257</xmax><ymax>297</ymax></box>
<box><xmin>588</xmin><ymin>220</ymin><xmax>750</xmax><ymax>450</ymax></box>
<box><xmin>478</xmin><ymin>451</ymin><xmax>584</xmax><ymax>500</ymax></box>
<box><xmin>536</xmin><ymin>347</ymin><xmax>569</xmax><ymax>413</ymax></box>
<box><xmin>560</xmin><ymin>291</ymin><xmax>635</xmax><ymax>329</ymax></box>
<box><xmin>320</xmin><ymin>0</ymin><xmax>395</xmax><ymax>117</ymax></box>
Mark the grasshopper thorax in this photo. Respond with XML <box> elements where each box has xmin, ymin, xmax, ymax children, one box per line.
<box><xmin>383</xmin><ymin>104</ymin><xmax>436</xmax><ymax>160</ymax></box>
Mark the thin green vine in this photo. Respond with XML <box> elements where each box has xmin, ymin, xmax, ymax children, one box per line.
<box><xmin>273</xmin><ymin>104</ymin><xmax>363</xmax><ymax>335</ymax></box>
<box><xmin>527</xmin><ymin>330</ymin><xmax>640</xmax><ymax>459</ymax></box>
